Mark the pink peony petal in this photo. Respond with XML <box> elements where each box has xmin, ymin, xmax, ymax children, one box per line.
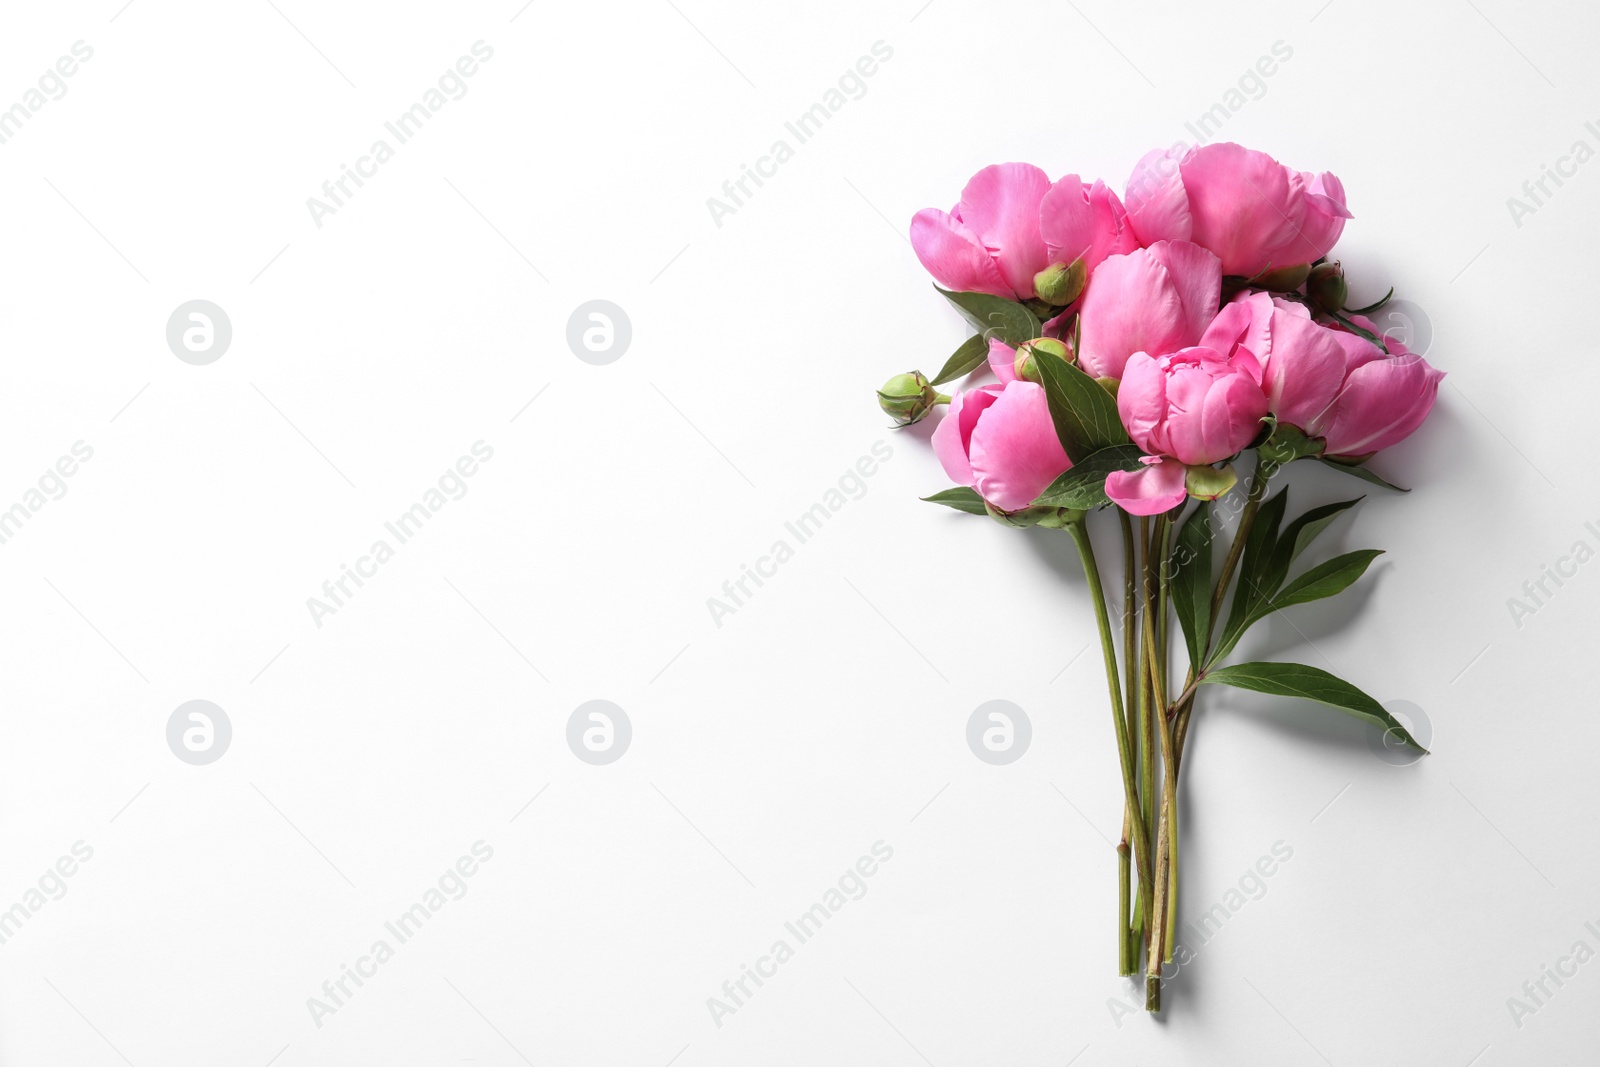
<box><xmin>1124</xmin><ymin>145</ymin><xmax>1193</xmax><ymax>247</ymax></box>
<box><xmin>931</xmin><ymin>384</ymin><xmax>1002</xmax><ymax>486</ymax></box>
<box><xmin>967</xmin><ymin>382</ymin><xmax>1072</xmax><ymax>511</ymax></box>
<box><xmin>1145</xmin><ymin>240</ymin><xmax>1223</xmax><ymax>346</ymax></box>
<box><xmin>1115</xmin><ymin>351</ymin><xmax>1168</xmax><ymax>455</ymax></box>
<box><xmin>1179</xmin><ymin>143</ymin><xmax>1305</xmax><ymax>277</ymax></box>
<box><xmin>987</xmin><ymin>337</ymin><xmax>1019</xmax><ymax>384</ymax></box>
<box><xmin>1039</xmin><ymin>174</ymin><xmax>1099</xmax><ymax>266</ymax></box>
<box><xmin>1106</xmin><ymin>457</ymin><xmax>1188</xmax><ymax>516</ymax></box>
<box><xmin>1319</xmin><ymin>355</ymin><xmax>1444</xmax><ymax>457</ymax></box>
<box><xmin>957</xmin><ymin>163</ymin><xmax>1053</xmax><ymax>300</ymax></box>
<box><xmin>1276</xmin><ymin>170</ymin><xmax>1351</xmax><ymax>266</ymax></box>
<box><xmin>1077</xmin><ymin>251</ymin><xmax>1185</xmax><ymax>379</ymax></box>
<box><xmin>1258</xmin><ymin>308</ymin><xmax>1348</xmax><ymax>430</ymax></box>
<box><xmin>910</xmin><ymin>208</ymin><xmax>1012</xmax><ymax>298</ymax></box>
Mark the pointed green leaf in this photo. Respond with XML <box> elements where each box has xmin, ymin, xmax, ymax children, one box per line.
<box><xmin>1033</xmin><ymin>352</ymin><xmax>1130</xmax><ymax>463</ymax></box>
<box><xmin>1221</xmin><ymin>486</ymin><xmax>1288</xmax><ymax>638</ymax></box>
<box><xmin>1260</xmin><ymin>497</ymin><xmax>1363</xmax><ymax>596</ymax></box>
<box><xmin>935</xmin><ymin>287</ymin><xmax>1041</xmax><ymax>347</ymax></box>
<box><xmin>1200</xmin><ymin>661</ymin><xmax>1426</xmax><ymax>752</ymax></box>
<box><xmin>1214</xmin><ymin>545</ymin><xmax>1381</xmax><ymax>664</ymax></box>
<box><xmin>1267</xmin><ymin>549</ymin><xmax>1383</xmax><ymax>614</ymax></box>
<box><xmin>921</xmin><ymin>486</ymin><xmax>987</xmax><ymax>515</ymax></box>
<box><xmin>1030</xmin><ymin>445</ymin><xmax>1145</xmax><ymax>510</ymax></box>
<box><xmin>1316</xmin><ymin>457</ymin><xmax>1409</xmax><ymax>492</ymax></box>
<box><xmin>1171</xmin><ymin>502</ymin><xmax>1214</xmax><ymax>670</ymax></box>
<box><xmin>930</xmin><ymin>333</ymin><xmax>990</xmax><ymax>387</ymax></box>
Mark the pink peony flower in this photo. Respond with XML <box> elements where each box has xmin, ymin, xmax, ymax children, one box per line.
<box><xmin>1315</xmin><ymin>317</ymin><xmax>1445</xmax><ymax>459</ymax></box>
<box><xmin>1124</xmin><ymin>143</ymin><xmax>1351</xmax><ymax>278</ymax></box>
<box><xmin>1105</xmin><ymin>346</ymin><xmax>1268</xmax><ymax>515</ymax></box>
<box><xmin>1076</xmin><ymin>241</ymin><xmax>1222</xmax><ymax>380</ymax></box>
<box><xmin>911</xmin><ymin>163</ymin><xmax>1137</xmax><ymax>301</ymax></box>
<box><xmin>932</xmin><ymin>381</ymin><xmax>1071</xmax><ymax>512</ymax></box>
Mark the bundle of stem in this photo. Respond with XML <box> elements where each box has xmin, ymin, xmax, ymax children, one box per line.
<box><xmin>1066</xmin><ymin>460</ymin><xmax>1273</xmax><ymax>1013</ymax></box>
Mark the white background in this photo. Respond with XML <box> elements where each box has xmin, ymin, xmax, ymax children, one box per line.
<box><xmin>0</xmin><ymin>0</ymin><xmax>1594</xmax><ymax>1064</ymax></box>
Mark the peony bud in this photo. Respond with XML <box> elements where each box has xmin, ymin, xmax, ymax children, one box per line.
<box><xmin>1250</xmin><ymin>263</ymin><xmax>1312</xmax><ymax>292</ymax></box>
<box><xmin>1013</xmin><ymin>337</ymin><xmax>1071</xmax><ymax>383</ymax></box>
<box><xmin>1033</xmin><ymin>258</ymin><xmax>1088</xmax><ymax>307</ymax></box>
<box><xmin>1306</xmin><ymin>261</ymin><xmax>1348</xmax><ymax>314</ymax></box>
<box><xmin>877</xmin><ymin>370</ymin><xmax>945</xmax><ymax>426</ymax></box>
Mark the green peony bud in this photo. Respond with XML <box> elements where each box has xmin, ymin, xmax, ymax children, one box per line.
<box><xmin>1012</xmin><ymin>337</ymin><xmax>1072</xmax><ymax>383</ymax></box>
<box><xmin>1306</xmin><ymin>261</ymin><xmax>1348</xmax><ymax>314</ymax></box>
<box><xmin>877</xmin><ymin>370</ymin><xmax>945</xmax><ymax>427</ymax></box>
<box><xmin>1033</xmin><ymin>258</ymin><xmax>1088</xmax><ymax>307</ymax></box>
<box><xmin>1250</xmin><ymin>263</ymin><xmax>1312</xmax><ymax>292</ymax></box>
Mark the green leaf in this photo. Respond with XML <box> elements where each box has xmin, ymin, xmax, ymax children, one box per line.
<box><xmin>1316</xmin><ymin>457</ymin><xmax>1409</xmax><ymax>492</ymax></box>
<box><xmin>1200</xmin><ymin>661</ymin><xmax>1427</xmax><ymax>752</ymax></box>
<box><xmin>1268</xmin><ymin>549</ymin><xmax>1383</xmax><ymax>613</ymax></box>
<box><xmin>1171</xmin><ymin>502</ymin><xmax>1214</xmax><ymax>670</ymax></box>
<box><xmin>1221</xmin><ymin>486</ymin><xmax>1288</xmax><ymax>641</ymax></box>
<box><xmin>1260</xmin><ymin>497</ymin><xmax>1363</xmax><ymax>596</ymax></box>
<box><xmin>921</xmin><ymin>487</ymin><xmax>987</xmax><ymax>515</ymax></box>
<box><xmin>1213</xmin><ymin>548</ymin><xmax>1383</xmax><ymax>663</ymax></box>
<box><xmin>934</xmin><ymin>287</ymin><xmax>1041</xmax><ymax>346</ymax></box>
<box><xmin>1030</xmin><ymin>445</ymin><xmax>1145</xmax><ymax>510</ymax></box>
<box><xmin>930</xmin><ymin>333</ymin><xmax>990</xmax><ymax>387</ymax></box>
<box><xmin>1033</xmin><ymin>353</ymin><xmax>1130</xmax><ymax>463</ymax></box>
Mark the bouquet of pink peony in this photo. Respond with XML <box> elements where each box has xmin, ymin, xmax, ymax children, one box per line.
<box><xmin>876</xmin><ymin>143</ymin><xmax>1442</xmax><ymax>1012</ymax></box>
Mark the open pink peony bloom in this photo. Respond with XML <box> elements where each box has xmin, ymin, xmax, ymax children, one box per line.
<box><xmin>911</xmin><ymin>164</ymin><xmax>1137</xmax><ymax>301</ymax></box>
<box><xmin>1200</xmin><ymin>291</ymin><xmax>1348</xmax><ymax>432</ymax></box>
<box><xmin>1105</xmin><ymin>346</ymin><xmax>1268</xmax><ymax>515</ymax></box>
<box><xmin>932</xmin><ymin>381</ymin><xmax>1071</xmax><ymax>512</ymax></box>
<box><xmin>1124</xmin><ymin>143</ymin><xmax>1351</xmax><ymax>278</ymax></box>
<box><xmin>1077</xmin><ymin>241</ymin><xmax>1222</xmax><ymax>380</ymax></box>
<box><xmin>1315</xmin><ymin>317</ymin><xmax>1445</xmax><ymax>458</ymax></box>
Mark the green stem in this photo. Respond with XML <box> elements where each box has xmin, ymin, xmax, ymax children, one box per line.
<box><xmin>1173</xmin><ymin>460</ymin><xmax>1274</xmax><ymax>765</ymax></box>
<box><xmin>1117</xmin><ymin>823</ymin><xmax>1132</xmax><ymax>975</ymax></box>
<box><xmin>1065</xmin><ymin>519</ymin><xmax>1154</xmax><ymax>902</ymax></box>
<box><xmin>1143</xmin><ymin>515</ymin><xmax>1175</xmax><ymax>1011</ymax></box>
<box><xmin>1136</xmin><ymin>519</ymin><xmax>1156</xmax><ymax>942</ymax></box>
<box><xmin>1156</xmin><ymin>516</ymin><xmax>1178</xmax><ymax>965</ymax></box>
<box><xmin>1208</xmin><ymin>460</ymin><xmax>1271</xmax><ymax>627</ymax></box>
<box><xmin>1118</xmin><ymin>511</ymin><xmax>1139</xmax><ymax>976</ymax></box>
